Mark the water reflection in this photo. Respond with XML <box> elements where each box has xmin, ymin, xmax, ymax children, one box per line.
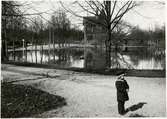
<box><xmin>8</xmin><ymin>46</ymin><xmax>165</xmax><ymax>70</ymax></box>
<box><xmin>84</xmin><ymin>48</ymin><xmax>106</xmax><ymax>70</ymax></box>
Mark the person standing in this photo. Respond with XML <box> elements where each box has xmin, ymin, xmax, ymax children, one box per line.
<box><xmin>115</xmin><ymin>72</ymin><xmax>129</xmax><ymax>115</ymax></box>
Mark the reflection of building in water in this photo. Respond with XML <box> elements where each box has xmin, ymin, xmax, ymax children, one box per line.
<box><xmin>84</xmin><ymin>47</ymin><xmax>165</xmax><ymax>70</ymax></box>
<box><xmin>84</xmin><ymin>48</ymin><xmax>106</xmax><ymax>70</ymax></box>
<box><xmin>83</xmin><ymin>17</ymin><xmax>107</xmax><ymax>47</ymax></box>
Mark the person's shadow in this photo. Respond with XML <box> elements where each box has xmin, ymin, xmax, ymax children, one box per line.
<box><xmin>125</xmin><ymin>102</ymin><xmax>147</xmax><ymax>114</ymax></box>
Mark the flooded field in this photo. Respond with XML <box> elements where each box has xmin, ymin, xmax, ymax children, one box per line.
<box><xmin>8</xmin><ymin>46</ymin><xmax>165</xmax><ymax>70</ymax></box>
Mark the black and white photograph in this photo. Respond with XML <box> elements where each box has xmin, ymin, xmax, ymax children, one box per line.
<box><xmin>1</xmin><ymin>0</ymin><xmax>166</xmax><ymax>118</ymax></box>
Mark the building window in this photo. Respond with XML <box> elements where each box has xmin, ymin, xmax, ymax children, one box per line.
<box><xmin>87</xmin><ymin>35</ymin><xmax>93</xmax><ymax>40</ymax></box>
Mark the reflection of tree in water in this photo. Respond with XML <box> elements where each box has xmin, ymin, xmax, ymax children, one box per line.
<box><xmin>69</xmin><ymin>48</ymin><xmax>83</xmax><ymax>60</ymax></box>
<box><xmin>8</xmin><ymin>46</ymin><xmax>165</xmax><ymax>70</ymax></box>
<box><xmin>84</xmin><ymin>47</ymin><xmax>134</xmax><ymax>70</ymax></box>
<box><xmin>8</xmin><ymin>51</ymin><xmax>27</xmax><ymax>62</ymax></box>
<box><xmin>84</xmin><ymin>48</ymin><xmax>106</xmax><ymax>70</ymax></box>
<box><xmin>85</xmin><ymin>51</ymin><xmax>93</xmax><ymax>70</ymax></box>
<box><xmin>84</xmin><ymin>47</ymin><xmax>165</xmax><ymax>70</ymax></box>
<box><xmin>110</xmin><ymin>49</ymin><xmax>134</xmax><ymax>69</ymax></box>
<box><xmin>57</xmin><ymin>49</ymin><xmax>68</xmax><ymax>62</ymax></box>
<box><xmin>43</xmin><ymin>48</ymin><xmax>83</xmax><ymax>67</ymax></box>
<box><xmin>125</xmin><ymin>47</ymin><xmax>165</xmax><ymax>69</ymax></box>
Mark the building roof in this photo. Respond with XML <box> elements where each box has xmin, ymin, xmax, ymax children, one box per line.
<box><xmin>83</xmin><ymin>16</ymin><xmax>104</xmax><ymax>26</ymax></box>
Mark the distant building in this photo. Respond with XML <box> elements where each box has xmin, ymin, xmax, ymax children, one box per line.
<box><xmin>83</xmin><ymin>16</ymin><xmax>107</xmax><ymax>47</ymax></box>
<box><xmin>83</xmin><ymin>16</ymin><xmax>131</xmax><ymax>48</ymax></box>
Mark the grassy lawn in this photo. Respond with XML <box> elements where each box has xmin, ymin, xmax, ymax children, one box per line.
<box><xmin>1</xmin><ymin>82</ymin><xmax>66</xmax><ymax>118</ymax></box>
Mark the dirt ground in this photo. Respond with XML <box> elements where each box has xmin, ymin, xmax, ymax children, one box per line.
<box><xmin>1</xmin><ymin>64</ymin><xmax>166</xmax><ymax>117</ymax></box>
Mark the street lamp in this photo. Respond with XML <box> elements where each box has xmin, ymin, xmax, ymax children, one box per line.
<box><xmin>22</xmin><ymin>39</ymin><xmax>25</xmax><ymax>61</ymax></box>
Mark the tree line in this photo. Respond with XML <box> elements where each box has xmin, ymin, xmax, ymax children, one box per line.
<box><xmin>2</xmin><ymin>1</ymin><xmax>83</xmax><ymax>62</ymax></box>
<box><xmin>127</xmin><ymin>25</ymin><xmax>165</xmax><ymax>48</ymax></box>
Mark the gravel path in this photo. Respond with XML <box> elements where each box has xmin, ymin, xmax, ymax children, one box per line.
<box><xmin>1</xmin><ymin>64</ymin><xmax>166</xmax><ymax>117</ymax></box>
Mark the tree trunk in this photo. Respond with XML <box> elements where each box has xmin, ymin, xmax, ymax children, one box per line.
<box><xmin>115</xmin><ymin>43</ymin><xmax>118</xmax><ymax>69</ymax></box>
<box><xmin>2</xmin><ymin>40</ymin><xmax>5</xmax><ymax>61</ymax></box>
<box><xmin>13</xmin><ymin>38</ymin><xmax>15</xmax><ymax>61</ymax></box>
<box><xmin>48</xmin><ymin>27</ymin><xmax>51</xmax><ymax>63</ymax></box>
<box><xmin>2</xmin><ymin>15</ymin><xmax>7</xmax><ymax>61</ymax></box>
<box><xmin>40</xmin><ymin>42</ymin><xmax>43</xmax><ymax>64</ymax></box>
<box><xmin>58</xmin><ymin>38</ymin><xmax>60</xmax><ymax>48</ymax></box>
<box><xmin>25</xmin><ymin>42</ymin><xmax>27</xmax><ymax>62</ymax></box>
<box><xmin>53</xmin><ymin>30</ymin><xmax>55</xmax><ymax>63</ymax></box>
<box><xmin>5</xmin><ymin>39</ymin><xmax>8</xmax><ymax>60</ymax></box>
<box><xmin>124</xmin><ymin>40</ymin><xmax>128</xmax><ymax>52</ymax></box>
<box><xmin>105</xmin><ymin>29</ymin><xmax>111</xmax><ymax>69</ymax></box>
<box><xmin>35</xmin><ymin>40</ymin><xmax>37</xmax><ymax>64</ymax></box>
<box><xmin>31</xmin><ymin>36</ymin><xmax>34</xmax><ymax>63</ymax></box>
<box><xmin>62</xmin><ymin>38</ymin><xmax>64</xmax><ymax>47</ymax></box>
<box><xmin>65</xmin><ymin>40</ymin><xmax>67</xmax><ymax>47</ymax></box>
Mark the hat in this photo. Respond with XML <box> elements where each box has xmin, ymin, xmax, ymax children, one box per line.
<box><xmin>117</xmin><ymin>71</ymin><xmax>126</xmax><ymax>79</ymax></box>
<box><xmin>117</xmin><ymin>71</ymin><xmax>126</xmax><ymax>76</ymax></box>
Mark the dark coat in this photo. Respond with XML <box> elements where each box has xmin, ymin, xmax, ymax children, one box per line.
<box><xmin>115</xmin><ymin>78</ymin><xmax>129</xmax><ymax>102</ymax></box>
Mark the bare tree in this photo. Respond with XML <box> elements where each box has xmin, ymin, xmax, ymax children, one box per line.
<box><xmin>50</xmin><ymin>14</ymin><xmax>57</xmax><ymax>62</ymax></box>
<box><xmin>31</xmin><ymin>17</ymin><xmax>41</xmax><ymax>64</ymax></box>
<box><xmin>60</xmin><ymin>0</ymin><xmax>139</xmax><ymax>68</ymax></box>
<box><xmin>2</xmin><ymin>1</ymin><xmax>21</xmax><ymax>61</ymax></box>
<box><xmin>49</xmin><ymin>10</ymin><xmax>71</xmax><ymax>48</ymax></box>
<box><xmin>38</xmin><ymin>18</ymin><xmax>45</xmax><ymax>64</ymax></box>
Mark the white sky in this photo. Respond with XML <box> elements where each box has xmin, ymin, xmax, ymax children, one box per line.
<box><xmin>21</xmin><ymin>0</ymin><xmax>166</xmax><ymax>30</ymax></box>
<box><xmin>123</xmin><ymin>1</ymin><xmax>165</xmax><ymax>30</ymax></box>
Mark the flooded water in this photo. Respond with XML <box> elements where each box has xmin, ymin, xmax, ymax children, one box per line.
<box><xmin>8</xmin><ymin>46</ymin><xmax>165</xmax><ymax>70</ymax></box>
